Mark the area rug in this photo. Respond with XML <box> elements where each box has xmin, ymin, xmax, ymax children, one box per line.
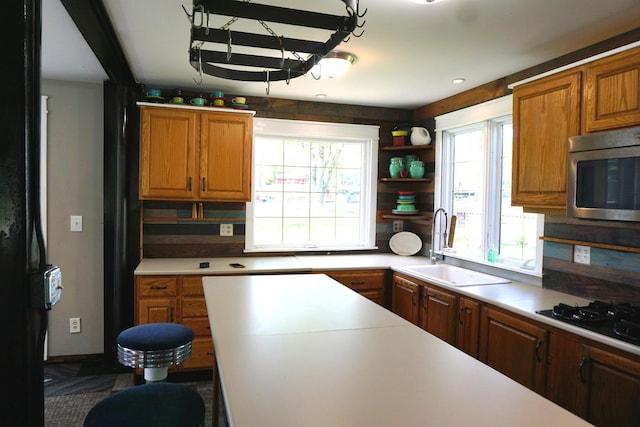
<box><xmin>44</xmin><ymin>362</ymin><xmax>117</xmax><ymax>397</ymax></box>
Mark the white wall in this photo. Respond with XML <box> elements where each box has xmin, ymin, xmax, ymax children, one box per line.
<box><xmin>41</xmin><ymin>79</ymin><xmax>104</xmax><ymax>357</ymax></box>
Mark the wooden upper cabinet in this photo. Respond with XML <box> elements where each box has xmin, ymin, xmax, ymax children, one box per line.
<box><xmin>200</xmin><ymin>111</ymin><xmax>253</xmax><ymax>201</ymax></box>
<box><xmin>511</xmin><ymin>69</ymin><xmax>582</xmax><ymax>212</ymax></box>
<box><xmin>139</xmin><ymin>106</ymin><xmax>198</xmax><ymax>200</ymax></box>
<box><xmin>139</xmin><ymin>105</ymin><xmax>253</xmax><ymax>202</ymax></box>
<box><xmin>584</xmin><ymin>46</ymin><xmax>640</xmax><ymax>132</ymax></box>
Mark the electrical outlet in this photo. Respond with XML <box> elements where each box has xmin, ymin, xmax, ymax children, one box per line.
<box><xmin>392</xmin><ymin>220</ymin><xmax>404</xmax><ymax>232</ymax></box>
<box><xmin>69</xmin><ymin>317</ymin><xmax>81</xmax><ymax>334</ymax></box>
<box><xmin>573</xmin><ymin>245</ymin><xmax>591</xmax><ymax>265</ymax></box>
<box><xmin>220</xmin><ymin>224</ymin><xmax>233</xmax><ymax>236</ymax></box>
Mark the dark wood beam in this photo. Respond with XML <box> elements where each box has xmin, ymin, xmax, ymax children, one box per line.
<box><xmin>60</xmin><ymin>0</ymin><xmax>136</xmax><ymax>85</ymax></box>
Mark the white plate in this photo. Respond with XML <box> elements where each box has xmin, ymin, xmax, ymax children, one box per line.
<box><xmin>389</xmin><ymin>231</ymin><xmax>422</xmax><ymax>256</ymax></box>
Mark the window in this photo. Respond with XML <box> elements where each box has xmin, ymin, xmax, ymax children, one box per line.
<box><xmin>246</xmin><ymin>118</ymin><xmax>379</xmax><ymax>252</ymax></box>
<box><xmin>435</xmin><ymin>96</ymin><xmax>543</xmax><ymax>274</ymax></box>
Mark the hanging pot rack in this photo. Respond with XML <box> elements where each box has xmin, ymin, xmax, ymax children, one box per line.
<box><xmin>187</xmin><ymin>0</ymin><xmax>366</xmax><ymax>86</ymax></box>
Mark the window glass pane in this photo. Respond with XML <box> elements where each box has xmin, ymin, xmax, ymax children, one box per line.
<box><xmin>250</xmin><ymin>129</ymin><xmax>372</xmax><ymax>250</ymax></box>
<box><xmin>499</xmin><ymin>123</ymin><xmax>538</xmax><ymax>262</ymax></box>
<box><xmin>451</xmin><ymin>129</ymin><xmax>484</xmax><ymax>258</ymax></box>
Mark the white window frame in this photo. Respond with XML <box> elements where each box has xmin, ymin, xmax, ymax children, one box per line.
<box><xmin>434</xmin><ymin>95</ymin><xmax>544</xmax><ymax>277</ymax></box>
<box><xmin>245</xmin><ymin>118</ymin><xmax>379</xmax><ymax>253</ymax></box>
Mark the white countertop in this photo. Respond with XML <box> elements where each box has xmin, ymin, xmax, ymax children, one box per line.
<box><xmin>203</xmin><ymin>274</ymin><xmax>591</xmax><ymax>427</ymax></box>
<box><xmin>134</xmin><ymin>253</ymin><xmax>428</xmax><ymax>275</ymax></box>
<box><xmin>135</xmin><ymin>254</ymin><xmax>640</xmax><ymax>357</ymax></box>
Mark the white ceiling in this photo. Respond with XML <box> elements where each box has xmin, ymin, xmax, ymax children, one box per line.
<box><xmin>42</xmin><ymin>0</ymin><xmax>640</xmax><ymax>109</ymax></box>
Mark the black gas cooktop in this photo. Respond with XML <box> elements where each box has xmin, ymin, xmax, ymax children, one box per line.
<box><xmin>537</xmin><ymin>300</ymin><xmax>640</xmax><ymax>346</ymax></box>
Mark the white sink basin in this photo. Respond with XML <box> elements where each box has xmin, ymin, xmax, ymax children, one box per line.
<box><xmin>398</xmin><ymin>264</ymin><xmax>511</xmax><ymax>287</ymax></box>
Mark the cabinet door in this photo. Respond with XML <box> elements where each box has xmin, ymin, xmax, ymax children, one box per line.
<box><xmin>455</xmin><ymin>297</ymin><xmax>480</xmax><ymax>358</ymax></box>
<box><xmin>545</xmin><ymin>332</ymin><xmax>583</xmax><ymax>416</ymax></box>
<box><xmin>577</xmin><ymin>345</ymin><xmax>640</xmax><ymax>427</ymax></box>
<box><xmin>137</xmin><ymin>298</ymin><xmax>177</xmax><ymax>324</ymax></box>
<box><xmin>136</xmin><ymin>276</ymin><xmax>178</xmax><ymax>325</ymax></box>
<box><xmin>179</xmin><ymin>336</ymin><xmax>215</xmax><ymax>371</ymax></box>
<box><xmin>418</xmin><ymin>286</ymin><xmax>457</xmax><ymax>345</ymax></box>
<box><xmin>200</xmin><ymin>111</ymin><xmax>252</xmax><ymax>201</ymax></box>
<box><xmin>584</xmin><ymin>47</ymin><xmax>640</xmax><ymax>132</ymax></box>
<box><xmin>479</xmin><ymin>306</ymin><xmax>548</xmax><ymax>394</ymax></box>
<box><xmin>391</xmin><ymin>274</ymin><xmax>420</xmax><ymax>324</ymax></box>
<box><xmin>512</xmin><ymin>69</ymin><xmax>582</xmax><ymax>212</ymax></box>
<box><xmin>139</xmin><ymin>107</ymin><xmax>198</xmax><ymax>200</ymax></box>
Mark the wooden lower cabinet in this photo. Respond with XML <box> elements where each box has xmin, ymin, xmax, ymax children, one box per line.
<box><xmin>392</xmin><ymin>273</ymin><xmax>458</xmax><ymax>344</ymax></box>
<box><xmin>321</xmin><ymin>270</ymin><xmax>387</xmax><ymax>307</ymax></box>
<box><xmin>455</xmin><ymin>297</ymin><xmax>480</xmax><ymax>358</ymax></box>
<box><xmin>135</xmin><ymin>276</ymin><xmax>178</xmax><ymax>324</ymax></box>
<box><xmin>479</xmin><ymin>306</ymin><xmax>548</xmax><ymax>394</ymax></box>
<box><xmin>547</xmin><ymin>331</ymin><xmax>640</xmax><ymax>427</ymax></box>
<box><xmin>391</xmin><ymin>273</ymin><xmax>420</xmax><ymax>324</ymax></box>
<box><xmin>419</xmin><ymin>285</ymin><xmax>457</xmax><ymax>345</ymax></box>
<box><xmin>180</xmin><ymin>276</ymin><xmax>215</xmax><ymax>371</ymax></box>
<box><xmin>578</xmin><ymin>345</ymin><xmax>640</xmax><ymax>427</ymax></box>
<box><xmin>135</xmin><ymin>275</ymin><xmax>214</xmax><ymax>373</ymax></box>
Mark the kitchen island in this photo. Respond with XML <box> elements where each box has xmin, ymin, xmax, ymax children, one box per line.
<box><xmin>203</xmin><ymin>273</ymin><xmax>591</xmax><ymax>427</ymax></box>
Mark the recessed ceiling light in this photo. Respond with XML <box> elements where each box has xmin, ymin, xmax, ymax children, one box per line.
<box><xmin>411</xmin><ymin>0</ymin><xmax>444</xmax><ymax>4</ymax></box>
<box><xmin>452</xmin><ymin>78</ymin><xmax>466</xmax><ymax>84</ymax></box>
<box><xmin>316</xmin><ymin>94</ymin><xmax>328</xmax><ymax>98</ymax></box>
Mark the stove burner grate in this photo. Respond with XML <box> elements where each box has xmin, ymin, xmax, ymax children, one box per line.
<box><xmin>614</xmin><ymin>319</ymin><xmax>640</xmax><ymax>342</ymax></box>
<box><xmin>552</xmin><ymin>303</ymin><xmax>602</xmax><ymax>324</ymax></box>
<box><xmin>538</xmin><ymin>300</ymin><xmax>640</xmax><ymax>347</ymax></box>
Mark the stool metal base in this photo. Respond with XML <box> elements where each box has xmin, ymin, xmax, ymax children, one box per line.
<box><xmin>143</xmin><ymin>367</ymin><xmax>169</xmax><ymax>382</ymax></box>
<box><xmin>117</xmin><ymin>341</ymin><xmax>192</xmax><ymax>369</ymax></box>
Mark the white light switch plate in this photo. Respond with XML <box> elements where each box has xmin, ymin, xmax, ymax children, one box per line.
<box><xmin>70</xmin><ymin>215</ymin><xmax>83</xmax><ymax>232</ymax></box>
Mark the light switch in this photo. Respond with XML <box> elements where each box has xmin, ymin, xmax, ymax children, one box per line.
<box><xmin>70</xmin><ymin>215</ymin><xmax>83</xmax><ymax>232</ymax></box>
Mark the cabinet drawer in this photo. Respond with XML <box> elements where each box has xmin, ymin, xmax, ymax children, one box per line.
<box><xmin>183</xmin><ymin>297</ymin><xmax>208</xmax><ymax>318</ymax></box>
<box><xmin>137</xmin><ymin>276</ymin><xmax>177</xmax><ymax>298</ymax></box>
<box><xmin>181</xmin><ymin>337</ymin><xmax>215</xmax><ymax>371</ymax></box>
<box><xmin>182</xmin><ymin>317</ymin><xmax>212</xmax><ymax>336</ymax></box>
<box><xmin>182</xmin><ymin>276</ymin><xmax>204</xmax><ymax>296</ymax></box>
<box><xmin>323</xmin><ymin>270</ymin><xmax>386</xmax><ymax>291</ymax></box>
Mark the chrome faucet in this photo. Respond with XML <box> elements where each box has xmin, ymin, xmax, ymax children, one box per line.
<box><xmin>430</xmin><ymin>208</ymin><xmax>448</xmax><ymax>264</ymax></box>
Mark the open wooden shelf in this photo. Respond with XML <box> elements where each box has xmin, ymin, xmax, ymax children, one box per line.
<box><xmin>381</xmin><ymin>213</ymin><xmax>431</xmax><ymax>221</ymax></box>
<box><xmin>379</xmin><ymin>177</ymin><xmax>432</xmax><ymax>183</ymax></box>
<box><xmin>540</xmin><ymin>236</ymin><xmax>640</xmax><ymax>254</ymax></box>
<box><xmin>143</xmin><ymin>217</ymin><xmax>243</xmax><ymax>223</ymax></box>
<box><xmin>380</xmin><ymin>145</ymin><xmax>433</xmax><ymax>151</ymax></box>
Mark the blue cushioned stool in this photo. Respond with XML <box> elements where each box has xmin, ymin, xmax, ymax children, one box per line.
<box><xmin>117</xmin><ymin>323</ymin><xmax>195</xmax><ymax>382</ymax></box>
<box><xmin>83</xmin><ymin>382</ymin><xmax>205</xmax><ymax>427</ymax></box>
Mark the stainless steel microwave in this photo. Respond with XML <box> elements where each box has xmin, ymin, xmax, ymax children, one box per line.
<box><xmin>567</xmin><ymin>125</ymin><xmax>640</xmax><ymax>221</ymax></box>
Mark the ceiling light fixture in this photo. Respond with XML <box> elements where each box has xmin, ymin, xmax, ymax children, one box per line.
<box><xmin>310</xmin><ymin>51</ymin><xmax>358</xmax><ymax>79</ymax></box>
<box><xmin>452</xmin><ymin>78</ymin><xmax>466</xmax><ymax>84</ymax></box>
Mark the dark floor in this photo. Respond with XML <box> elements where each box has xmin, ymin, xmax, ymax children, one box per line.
<box><xmin>44</xmin><ymin>360</ymin><xmax>213</xmax><ymax>426</ymax></box>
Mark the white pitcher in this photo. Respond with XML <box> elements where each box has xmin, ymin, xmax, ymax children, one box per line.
<box><xmin>410</xmin><ymin>127</ymin><xmax>431</xmax><ymax>146</ymax></box>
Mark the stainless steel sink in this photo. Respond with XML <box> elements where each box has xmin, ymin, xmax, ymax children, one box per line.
<box><xmin>397</xmin><ymin>264</ymin><xmax>510</xmax><ymax>287</ymax></box>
